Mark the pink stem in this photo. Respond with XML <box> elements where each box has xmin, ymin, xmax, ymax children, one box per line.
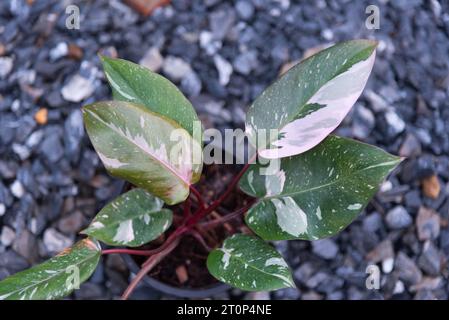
<box><xmin>121</xmin><ymin>237</ymin><xmax>180</xmax><ymax>300</ymax></box>
<box><xmin>199</xmin><ymin>200</ymin><xmax>256</xmax><ymax>230</ymax></box>
<box><xmin>189</xmin><ymin>185</ymin><xmax>206</xmax><ymax>210</ymax></box>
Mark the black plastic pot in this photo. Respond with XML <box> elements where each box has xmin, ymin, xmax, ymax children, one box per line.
<box><xmin>110</xmin><ymin>180</ymin><xmax>230</xmax><ymax>299</ymax></box>
<box><xmin>122</xmin><ymin>254</ymin><xmax>230</xmax><ymax>299</ymax></box>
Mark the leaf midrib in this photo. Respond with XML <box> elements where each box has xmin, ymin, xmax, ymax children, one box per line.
<box><xmin>87</xmin><ymin>108</ymin><xmax>191</xmax><ymax>187</ymax></box>
<box><xmin>1</xmin><ymin>251</ymin><xmax>99</xmax><ymax>299</ymax></box>
<box><xmin>262</xmin><ymin>159</ymin><xmax>400</xmax><ymax>200</ymax></box>
<box><xmin>220</xmin><ymin>248</ymin><xmax>292</xmax><ymax>288</ymax></box>
<box><xmin>91</xmin><ymin>209</ymin><xmax>168</xmax><ymax>233</ymax></box>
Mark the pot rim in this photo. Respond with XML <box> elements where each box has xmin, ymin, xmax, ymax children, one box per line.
<box><xmin>110</xmin><ymin>180</ymin><xmax>230</xmax><ymax>299</ymax></box>
<box><xmin>122</xmin><ymin>254</ymin><xmax>230</xmax><ymax>299</ymax></box>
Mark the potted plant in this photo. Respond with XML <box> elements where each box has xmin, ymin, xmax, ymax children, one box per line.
<box><xmin>0</xmin><ymin>39</ymin><xmax>401</xmax><ymax>300</ymax></box>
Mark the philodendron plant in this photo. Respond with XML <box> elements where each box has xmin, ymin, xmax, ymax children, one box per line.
<box><xmin>0</xmin><ymin>39</ymin><xmax>402</xmax><ymax>300</ymax></box>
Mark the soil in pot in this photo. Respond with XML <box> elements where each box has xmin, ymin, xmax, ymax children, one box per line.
<box><xmin>132</xmin><ymin>163</ymin><xmax>254</xmax><ymax>289</ymax></box>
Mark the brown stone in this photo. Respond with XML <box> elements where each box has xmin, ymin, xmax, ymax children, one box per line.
<box><xmin>34</xmin><ymin>107</ymin><xmax>48</xmax><ymax>125</ymax></box>
<box><xmin>421</xmin><ymin>175</ymin><xmax>440</xmax><ymax>199</ymax></box>
<box><xmin>279</xmin><ymin>60</ymin><xmax>300</xmax><ymax>76</ymax></box>
<box><xmin>366</xmin><ymin>239</ymin><xmax>394</xmax><ymax>263</ymax></box>
<box><xmin>175</xmin><ymin>264</ymin><xmax>189</xmax><ymax>284</ymax></box>
<box><xmin>13</xmin><ymin>229</ymin><xmax>39</xmax><ymax>263</ymax></box>
<box><xmin>58</xmin><ymin>211</ymin><xmax>86</xmax><ymax>235</ymax></box>
<box><xmin>68</xmin><ymin>44</ymin><xmax>83</xmax><ymax>60</ymax></box>
<box><xmin>0</xmin><ymin>43</ymin><xmax>5</xmax><ymax>56</ymax></box>
<box><xmin>416</xmin><ymin>207</ymin><xmax>440</xmax><ymax>241</ymax></box>
<box><xmin>302</xmin><ymin>44</ymin><xmax>331</xmax><ymax>59</ymax></box>
<box><xmin>124</xmin><ymin>0</ymin><xmax>171</xmax><ymax>17</ymax></box>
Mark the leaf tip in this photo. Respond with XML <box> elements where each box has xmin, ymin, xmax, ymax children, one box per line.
<box><xmin>98</xmin><ymin>53</ymin><xmax>111</xmax><ymax>64</ymax></box>
<box><xmin>288</xmin><ymin>280</ymin><xmax>297</xmax><ymax>289</ymax></box>
<box><xmin>365</xmin><ymin>39</ymin><xmax>379</xmax><ymax>47</ymax></box>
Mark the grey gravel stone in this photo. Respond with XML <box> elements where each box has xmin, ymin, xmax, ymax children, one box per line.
<box><xmin>209</xmin><ymin>8</ymin><xmax>235</xmax><ymax>40</ymax></box>
<box><xmin>385</xmin><ymin>206</ymin><xmax>412</xmax><ymax>229</ymax></box>
<box><xmin>10</xmin><ymin>180</ymin><xmax>25</xmax><ymax>198</ymax></box>
<box><xmin>418</xmin><ymin>241</ymin><xmax>441</xmax><ymax>276</ymax></box>
<box><xmin>352</xmin><ymin>104</ymin><xmax>375</xmax><ymax>139</ymax></box>
<box><xmin>181</xmin><ymin>71</ymin><xmax>202</xmax><ymax>97</ymax></box>
<box><xmin>385</xmin><ymin>110</ymin><xmax>406</xmax><ymax>136</ymax></box>
<box><xmin>236</xmin><ymin>0</ymin><xmax>255</xmax><ymax>20</ymax></box>
<box><xmin>162</xmin><ymin>56</ymin><xmax>191</xmax><ymax>81</ymax></box>
<box><xmin>40</xmin><ymin>134</ymin><xmax>64</xmax><ymax>163</ymax></box>
<box><xmin>0</xmin><ymin>226</ymin><xmax>15</xmax><ymax>247</ymax></box>
<box><xmin>64</xmin><ymin>109</ymin><xmax>84</xmax><ymax>162</ymax></box>
<box><xmin>0</xmin><ymin>250</ymin><xmax>29</xmax><ymax>273</ymax></box>
<box><xmin>233</xmin><ymin>51</ymin><xmax>258</xmax><ymax>75</ymax></box>
<box><xmin>395</xmin><ymin>252</ymin><xmax>422</xmax><ymax>285</ymax></box>
<box><xmin>312</xmin><ymin>239</ymin><xmax>339</xmax><ymax>260</ymax></box>
<box><xmin>399</xmin><ymin>133</ymin><xmax>422</xmax><ymax>157</ymax></box>
<box><xmin>12</xmin><ymin>143</ymin><xmax>30</xmax><ymax>161</ymax></box>
<box><xmin>139</xmin><ymin>47</ymin><xmax>163</xmax><ymax>72</ymax></box>
<box><xmin>362</xmin><ymin>212</ymin><xmax>383</xmax><ymax>232</ymax></box>
<box><xmin>0</xmin><ymin>57</ymin><xmax>13</xmax><ymax>79</ymax></box>
<box><xmin>245</xmin><ymin>291</ymin><xmax>270</xmax><ymax>300</ymax></box>
<box><xmin>49</xmin><ymin>42</ymin><xmax>68</xmax><ymax>61</ymax></box>
<box><xmin>213</xmin><ymin>55</ymin><xmax>233</xmax><ymax>86</ymax></box>
<box><xmin>365</xmin><ymin>90</ymin><xmax>389</xmax><ymax>112</ymax></box>
<box><xmin>61</xmin><ymin>74</ymin><xmax>96</xmax><ymax>102</ymax></box>
<box><xmin>43</xmin><ymin>228</ymin><xmax>73</xmax><ymax>253</ymax></box>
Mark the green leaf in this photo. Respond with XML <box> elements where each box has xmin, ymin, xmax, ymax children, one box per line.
<box><xmin>207</xmin><ymin>234</ymin><xmax>294</xmax><ymax>291</ymax></box>
<box><xmin>82</xmin><ymin>188</ymin><xmax>172</xmax><ymax>247</ymax></box>
<box><xmin>239</xmin><ymin>136</ymin><xmax>402</xmax><ymax>241</ymax></box>
<box><xmin>246</xmin><ymin>39</ymin><xmax>377</xmax><ymax>159</ymax></box>
<box><xmin>83</xmin><ymin>101</ymin><xmax>203</xmax><ymax>205</ymax></box>
<box><xmin>0</xmin><ymin>238</ymin><xmax>101</xmax><ymax>300</ymax></box>
<box><xmin>100</xmin><ymin>56</ymin><xmax>202</xmax><ymax>145</ymax></box>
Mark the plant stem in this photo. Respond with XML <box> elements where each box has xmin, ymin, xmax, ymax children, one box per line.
<box><xmin>120</xmin><ymin>154</ymin><xmax>258</xmax><ymax>299</ymax></box>
<box><xmin>102</xmin><ymin>248</ymin><xmax>161</xmax><ymax>256</ymax></box>
<box><xmin>189</xmin><ymin>185</ymin><xmax>206</xmax><ymax>210</ymax></box>
<box><xmin>183</xmin><ymin>197</ymin><xmax>191</xmax><ymax>218</ymax></box>
<box><xmin>199</xmin><ymin>200</ymin><xmax>256</xmax><ymax>230</ymax></box>
<box><xmin>121</xmin><ymin>237</ymin><xmax>180</xmax><ymax>300</ymax></box>
<box><xmin>187</xmin><ymin>229</ymin><xmax>212</xmax><ymax>251</ymax></box>
<box><xmin>141</xmin><ymin>226</ymin><xmax>188</xmax><ymax>268</ymax></box>
<box><xmin>186</xmin><ymin>154</ymin><xmax>257</xmax><ymax>226</ymax></box>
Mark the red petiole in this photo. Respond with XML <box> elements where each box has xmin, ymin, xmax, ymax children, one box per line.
<box><xmin>108</xmin><ymin>155</ymin><xmax>257</xmax><ymax>299</ymax></box>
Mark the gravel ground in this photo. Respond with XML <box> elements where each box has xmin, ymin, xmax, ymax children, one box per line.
<box><xmin>1</xmin><ymin>0</ymin><xmax>449</xmax><ymax>300</ymax></box>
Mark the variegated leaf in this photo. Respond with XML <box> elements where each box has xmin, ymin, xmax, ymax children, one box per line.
<box><xmin>0</xmin><ymin>238</ymin><xmax>101</xmax><ymax>300</ymax></box>
<box><xmin>246</xmin><ymin>39</ymin><xmax>377</xmax><ymax>159</ymax></box>
<box><xmin>239</xmin><ymin>136</ymin><xmax>401</xmax><ymax>240</ymax></box>
<box><xmin>83</xmin><ymin>101</ymin><xmax>203</xmax><ymax>205</ymax></box>
<box><xmin>100</xmin><ymin>56</ymin><xmax>202</xmax><ymax>145</ymax></box>
<box><xmin>207</xmin><ymin>234</ymin><xmax>294</xmax><ymax>291</ymax></box>
<box><xmin>82</xmin><ymin>188</ymin><xmax>172</xmax><ymax>247</ymax></box>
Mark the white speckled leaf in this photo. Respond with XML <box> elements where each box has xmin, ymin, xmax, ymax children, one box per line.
<box><xmin>207</xmin><ymin>234</ymin><xmax>294</xmax><ymax>291</ymax></box>
<box><xmin>101</xmin><ymin>56</ymin><xmax>202</xmax><ymax>145</ymax></box>
<box><xmin>239</xmin><ymin>136</ymin><xmax>401</xmax><ymax>240</ymax></box>
<box><xmin>246</xmin><ymin>40</ymin><xmax>377</xmax><ymax>159</ymax></box>
<box><xmin>83</xmin><ymin>101</ymin><xmax>202</xmax><ymax>205</ymax></box>
<box><xmin>82</xmin><ymin>188</ymin><xmax>172</xmax><ymax>247</ymax></box>
<box><xmin>0</xmin><ymin>238</ymin><xmax>101</xmax><ymax>300</ymax></box>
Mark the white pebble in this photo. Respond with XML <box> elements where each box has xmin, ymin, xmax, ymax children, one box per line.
<box><xmin>1</xmin><ymin>226</ymin><xmax>15</xmax><ymax>247</ymax></box>
<box><xmin>10</xmin><ymin>180</ymin><xmax>25</xmax><ymax>198</ymax></box>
